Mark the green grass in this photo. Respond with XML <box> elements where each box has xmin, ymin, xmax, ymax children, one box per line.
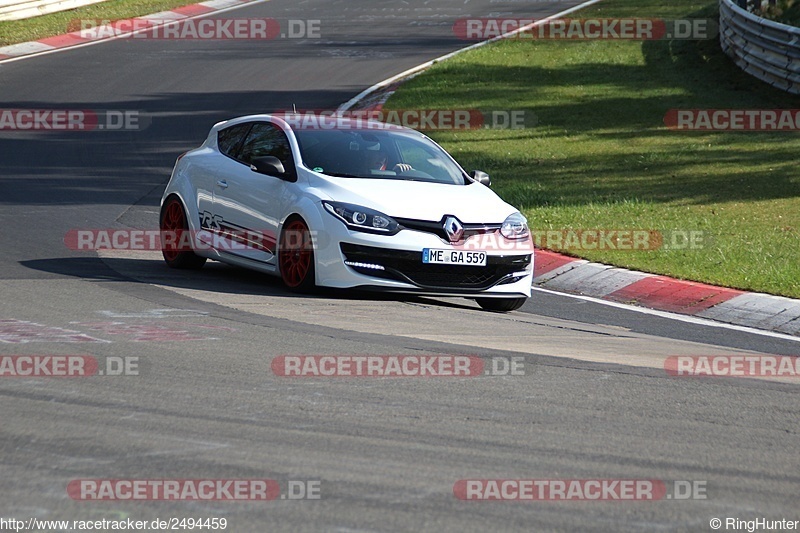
<box><xmin>387</xmin><ymin>0</ymin><xmax>800</xmax><ymax>298</ymax></box>
<box><xmin>0</xmin><ymin>0</ymin><xmax>198</xmax><ymax>46</ymax></box>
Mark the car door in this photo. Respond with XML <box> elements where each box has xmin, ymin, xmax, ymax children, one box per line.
<box><xmin>212</xmin><ymin>121</ymin><xmax>297</xmax><ymax>265</ymax></box>
<box><xmin>197</xmin><ymin>122</ymin><xmax>251</xmax><ymax>237</ymax></box>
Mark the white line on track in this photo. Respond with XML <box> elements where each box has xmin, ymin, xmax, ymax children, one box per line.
<box><xmin>532</xmin><ymin>286</ymin><xmax>800</xmax><ymax>344</ymax></box>
<box><xmin>338</xmin><ymin>0</ymin><xmax>606</xmax><ymax>111</ymax></box>
<box><xmin>0</xmin><ymin>0</ymin><xmax>269</xmax><ymax>64</ymax></box>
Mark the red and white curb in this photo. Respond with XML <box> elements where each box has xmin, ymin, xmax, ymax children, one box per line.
<box><xmin>534</xmin><ymin>249</ymin><xmax>800</xmax><ymax>336</ymax></box>
<box><xmin>0</xmin><ymin>0</ymin><xmax>264</xmax><ymax>63</ymax></box>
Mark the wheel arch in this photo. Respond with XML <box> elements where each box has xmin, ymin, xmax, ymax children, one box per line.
<box><xmin>278</xmin><ymin>197</ymin><xmax>327</xmax><ymax>253</ymax></box>
<box><xmin>159</xmin><ymin>191</ymin><xmax>211</xmax><ymax>259</ymax></box>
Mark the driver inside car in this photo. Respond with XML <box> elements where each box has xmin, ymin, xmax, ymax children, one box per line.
<box><xmin>365</xmin><ymin>146</ymin><xmax>413</xmax><ymax>174</ymax></box>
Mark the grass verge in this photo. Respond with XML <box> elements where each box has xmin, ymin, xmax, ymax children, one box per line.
<box><xmin>0</xmin><ymin>0</ymin><xmax>203</xmax><ymax>46</ymax></box>
<box><xmin>386</xmin><ymin>0</ymin><xmax>800</xmax><ymax>298</ymax></box>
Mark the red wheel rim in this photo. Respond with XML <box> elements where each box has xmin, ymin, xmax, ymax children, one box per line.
<box><xmin>161</xmin><ymin>200</ymin><xmax>185</xmax><ymax>262</ymax></box>
<box><xmin>280</xmin><ymin>220</ymin><xmax>313</xmax><ymax>288</ymax></box>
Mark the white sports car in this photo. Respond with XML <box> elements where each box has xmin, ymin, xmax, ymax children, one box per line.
<box><xmin>160</xmin><ymin>114</ymin><xmax>534</xmax><ymax>312</ymax></box>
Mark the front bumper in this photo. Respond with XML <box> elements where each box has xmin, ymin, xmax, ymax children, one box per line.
<box><xmin>340</xmin><ymin>243</ymin><xmax>530</xmax><ymax>293</ymax></box>
<box><xmin>314</xmin><ymin>217</ymin><xmax>533</xmax><ymax>298</ymax></box>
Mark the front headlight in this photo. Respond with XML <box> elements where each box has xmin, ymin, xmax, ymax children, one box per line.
<box><xmin>322</xmin><ymin>201</ymin><xmax>400</xmax><ymax>235</ymax></box>
<box><xmin>501</xmin><ymin>212</ymin><xmax>529</xmax><ymax>240</ymax></box>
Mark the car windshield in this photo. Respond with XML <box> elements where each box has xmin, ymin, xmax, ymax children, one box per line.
<box><xmin>293</xmin><ymin>128</ymin><xmax>468</xmax><ymax>185</ymax></box>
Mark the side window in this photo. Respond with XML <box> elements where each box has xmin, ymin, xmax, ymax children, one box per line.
<box><xmin>217</xmin><ymin>123</ymin><xmax>251</xmax><ymax>158</ymax></box>
<box><xmin>238</xmin><ymin>122</ymin><xmax>294</xmax><ymax>172</ymax></box>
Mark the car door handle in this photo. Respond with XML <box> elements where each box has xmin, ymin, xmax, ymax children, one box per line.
<box><xmin>216</xmin><ymin>180</ymin><xmax>228</xmax><ymax>189</ymax></box>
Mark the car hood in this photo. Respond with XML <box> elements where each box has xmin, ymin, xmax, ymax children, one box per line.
<box><xmin>311</xmin><ymin>174</ymin><xmax>518</xmax><ymax>224</ymax></box>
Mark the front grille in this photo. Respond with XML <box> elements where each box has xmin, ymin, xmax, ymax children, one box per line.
<box><xmin>395</xmin><ymin>217</ymin><xmax>500</xmax><ymax>243</ymax></box>
<box><xmin>340</xmin><ymin>243</ymin><xmax>530</xmax><ymax>290</ymax></box>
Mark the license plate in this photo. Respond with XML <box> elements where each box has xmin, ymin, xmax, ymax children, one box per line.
<box><xmin>422</xmin><ymin>249</ymin><xmax>486</xmax><ymax>266</ymax></box>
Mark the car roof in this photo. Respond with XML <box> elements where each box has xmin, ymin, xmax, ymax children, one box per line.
<box><xmin>210</xmin><ymin>113</ymin><xmax>419</xmax><ymax>135</ymax></box>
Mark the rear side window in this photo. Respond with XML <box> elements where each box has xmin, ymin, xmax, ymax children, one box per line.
<box><xmin>238</xmin><ymin>122</ymin><xmax>294</xmax><ymax>170</ymax></box>
<box><xmin>217</xmin><ymin>123</ymin><xmax>251</xmax><ymax>157</ymax></box>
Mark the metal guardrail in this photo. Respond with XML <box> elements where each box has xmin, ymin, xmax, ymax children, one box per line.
<box><xmin>719</xmin><ymin>0</ymin><xmax>800</xmax><ymax>94</ymax></box>
<box><xmin>0</xmin><ymin>0</ymin><xmax>107</xmax><ymax>21</ymax></box>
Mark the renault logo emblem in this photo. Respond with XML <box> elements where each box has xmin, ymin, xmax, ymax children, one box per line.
<box><xmin>443</xmin><ymin>216</ymin><xmax>464</xmax><ymax>243</ymax></box>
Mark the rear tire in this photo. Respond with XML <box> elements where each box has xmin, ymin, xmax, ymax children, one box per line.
<box><xmin>279</xmin><ymin>217</ymin><xmax>316</xmax><ymax>293</ymax></box>
<box><xmin>476</xmin><ymin>297</ymin><xmax>527</xmax><ymax>312</ymax></box>
<box><xmin>159</xmin><ymin>197</ymin><xmax>207</xmax><ymax>269</ymax></box>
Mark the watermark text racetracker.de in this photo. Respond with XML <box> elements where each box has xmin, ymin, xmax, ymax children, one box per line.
<box><xmin>453</xmin><ymin>18</ymin><xmax>717</xmax><ymax>40</ymax></box>
<box><xmin>665</xmin><ymin>355</ymin><xmax>800</xmax><ymax>378</ymax></box>
<box><xmin>64</xmin><ymin>229</ymin><xmax>277</xmax><ymax>252</ymax></box>
<box><xmin>274</xmin><ymin>109</ymin><xmax>537</xmax><ymax>131</ymax></box>
<box><xmin>0</xmin><ymin>355</ymin><xmax>140</xmax><ymax>377</ymax></box>
<box><xmin>67</xmin><ymin>478</ymin><xmax>321</xmax><ymax>500</ymax></box>
<box><xmin>454</xmin><ymin>479</ymin><xmax>708</xmax><ymax>500</ymax></box>
<box><xmin>0</xmin><ymin>109</ymin><xmax>147</xmax><ymax>131</ymax></box>
<box><xmin>71</xmin><ymin>18</ymin><xmax>321</xmax><ymax>40</ymax></box>
<box><xmin>530</xmin><ymin>229</ymin><xmax>706</xmax><ymax>251</ymax></box>
<box><xmin>272</xmin><ymin>355</ymin><xmax>525</xmax><ymax>377</ymax></box>
<box><xmin>665</xmin><ymin>109</ymin><xmax>800</xmax><ymax>131</ymax></box>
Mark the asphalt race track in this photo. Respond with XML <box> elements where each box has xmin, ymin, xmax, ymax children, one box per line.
<box><xmin>1</xmin><ymin>0</ymin><xmax>799</xmax><ymax>531</ymax></box>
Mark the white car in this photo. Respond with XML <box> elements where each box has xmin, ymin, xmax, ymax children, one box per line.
<box><xmin>160</xmin><ymin>114</ymin><xmax>533</xmax><ymax>312</ymax></box>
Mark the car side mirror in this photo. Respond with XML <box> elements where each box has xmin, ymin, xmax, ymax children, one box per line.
<box><xmin>471</xmin><ymin>170</ymin><xmax>491</xmax><ymax>187</ymax></box>
<box><xmin>250</xmin><ymin>156</ymin><xmax>287</xmax><ymax>178</ymax></box>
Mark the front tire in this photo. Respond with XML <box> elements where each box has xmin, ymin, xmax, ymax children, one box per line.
<box><xmin>160</xmin><ymin>196</ymin><xmax>207</xmax><ymax>269</ymax></box>
<box><xmin>476</xmin><ymin>297</ymin><xmax>527</xmax><ymax>312</ymax></box>
<box><xmin>279</xmin><ymin>217</ymin><xmax>316</xmax><ymax>293</ymax></box>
